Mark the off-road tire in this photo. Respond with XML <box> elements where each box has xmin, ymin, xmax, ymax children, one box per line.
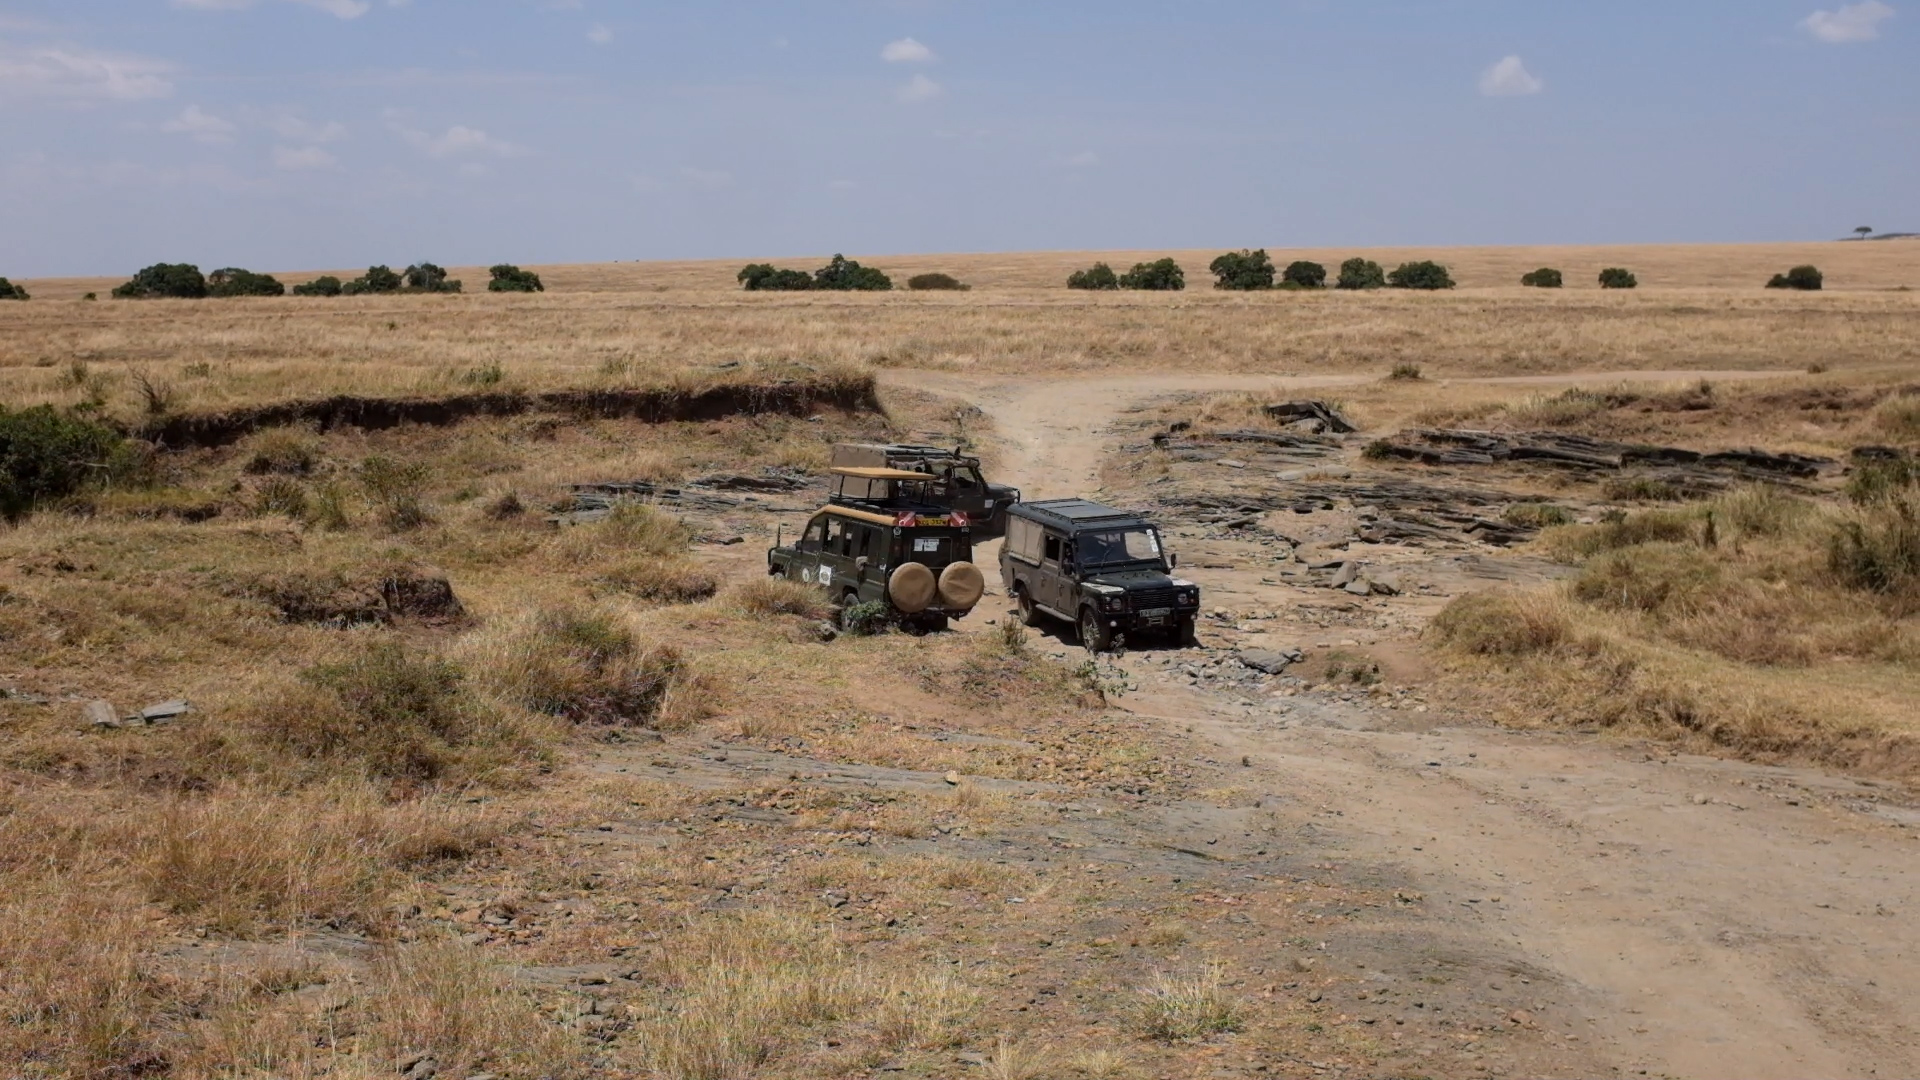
<box><xmin>1015</xmin><ymin>588</ymin><xmax>1040</xmax><ymax>627</ymax></box>
<box><xmin>1174</xmin><ymin>616</ymin><xmax>1198</xmax><ymax>648</ymax></box>
<box><xmin>1079</xmin><ymin>606</ymin><xmax>1113</xmax><ymax>653</ymax></box>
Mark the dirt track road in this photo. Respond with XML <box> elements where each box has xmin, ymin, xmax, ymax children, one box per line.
<box><xmin>883</xmin><ymin>367</ymin><xmax>1920</xmax><ymax>1080</ymax></box>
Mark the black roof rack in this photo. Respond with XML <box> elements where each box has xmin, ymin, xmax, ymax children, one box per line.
<box><xmin>1009</xmin><ymin>498</ymin><xmax>1149</xmax><ymax>529</ymax></box>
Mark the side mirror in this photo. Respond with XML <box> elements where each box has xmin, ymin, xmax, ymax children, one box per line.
<box><xmin>1170</xmin><ymin>553</ymin><xmax>1178</xmax><ymax>570</ymax></box>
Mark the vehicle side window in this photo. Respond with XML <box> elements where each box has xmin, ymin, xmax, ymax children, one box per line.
<box><xmin>826</xmin><ymin>519</ymin><xmax>846</xmax><ymax>555</ymax></box>
<box><xmin>956</xmin><ymin>468</ymin><xmax>981</xmax><ymax>490</ymax></box>
<box><xmin>1043</xmin><ymin>534</ymin><xmax>1061</xmax><ymax>564</ymax></box>
<box><xmin>801</xmin><ymin>518</ymin><xmax>826</xmax><ymax>552</ymax></box>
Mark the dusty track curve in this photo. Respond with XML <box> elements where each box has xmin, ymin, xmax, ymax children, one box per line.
<box><xmin>884</xmin><ymin>365</ymin><xmax>1920</xmax><ymax>1080</ymax></box>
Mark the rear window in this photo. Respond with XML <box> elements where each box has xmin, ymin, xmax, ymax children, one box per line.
<box><xmin>906</xmin><ymin>534</ymin><xmax>955</xmax><ymax>566</ymax></box>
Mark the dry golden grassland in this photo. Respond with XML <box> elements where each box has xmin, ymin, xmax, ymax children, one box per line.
<box><xmin>5</xmin><ymin>242</ymin><xmax>1919</xmax><ymax>422</ymax></box>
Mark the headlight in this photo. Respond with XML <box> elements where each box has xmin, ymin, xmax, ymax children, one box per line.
<box><xmin>1179</xmin><ymin>591</ymin><xmax>1199</xmax><ymax>606</ymax></box>
<box><xmin>1104</xmin><ymin>597</ymin><xmax>1127</xmax><ymax>612</ymax></box>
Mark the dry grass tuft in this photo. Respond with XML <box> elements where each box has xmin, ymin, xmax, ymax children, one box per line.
<box><xmin>724</xmin><ymin>577</ymin><xmax>836</xmax><ymax>620</ymax></box>
<box><xmin>597</xmin><ymin>557</ymin><xmax>721</xmax><ymax>604</ymax></box>
<box><xmin>1134</xmin><ymin>964</ymin><xmax>1244</xmax><ymax>1041</ymax></box>
<box><xmin>463</xmin><ymin>603</ymin><xmax>686</xmax><ymax>728</ymax></box>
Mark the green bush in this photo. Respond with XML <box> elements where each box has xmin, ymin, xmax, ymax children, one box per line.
<box><xmin>487</xmin><ymin>264</ymin><xmax>544</xmax><ymax>293</ymax></box>
<box><xmin>812</xmin><ymin>254</ymin><xmax>892</xmax><ymax>291</ymax></box>
<box><xmin>112</xmin><ymin>263</ymin><xmax>207</xmax><ymax>299</ymax></box>
<box><xmin>403</xmin><ymin>263</ymin><xmax>462</xmax><ymax>293</ymax></box>
<box><xmin>293</xmin><ymin>643</ymin><xmax>471</xmax><ymax>780</ymax></box>
<box><xmin>1208</xmin><ymin>249</ymin><xmax>1274</xmax><ymax>290</ymax></box>
<box><xmin>1119</xmin><ymin>258</ymin><xmax>1185</xmax><ymax>291</ymax></box>
<box><xmin>292</xmin><ymin>275</ymin><xmax>344</xmax><ymax>298</ymax></box>
<box><xmin>906</xmin><ymin>272</ymin><xmax>968</xmax><ymax>291</ymax></box>
<box><xmin>1282</xmin><ymin>261</ymin><xmax>1327</xmax><ymax>289</ymax></box>
<box><xmin>1067</xmin><ymin>262</ymin><xmax>1120</xmax><ymax>290</ymax></box>
<box><xmin>737</xmin><ymin>263</ymin><xmax>814</xmax><ymax>291</ymax></box>
<box><xmin>0</xmin><ymin>406</ymin><xmax>135</xmax><ymax>522</ymax></box>
<box><xmin>1521</xmin><ymin>268</ymin><xmax>1563</xmax><ymax>288</ymax></box>
<box><xmin>206</xmin><ymin>268</ymin><xmax>286</xmax><ymax>298</ymax></box>
<box><xmin>1598</xmin><ymin>267</ymin><xmax>1638</xmax><ymax>289</ymax></box>
<box><xmin>1766</xmin><ymin>265</ymin><xmax>1823</xmax><ymax>291</ymax></box>
<box><xmin>341</xmin><ymin>266</ymin><xmax>403</xmax><ymax>296</ymax></box>
<box><xmin>358</xmin><ymin>455</ymin><xmax>433</xmax><ymax>531</ymax></box>
<box><xmin>1387</xmin><ymin>261</ymin><xmax>1455</xmax><ymax>290</ymax></box>
<box><xmin>1335</xmin><ymin>258</ymin><xmax>1386</xmax><ymax>290</ymax></box>
<box><xmin>1848</xmin><ymin>457</ymin><xmax>1917</xmax><ymax>505</ymax></box>
<box><xmin>0</xmin><ymin>277</ymin><xmax>28</xmax><ymax>301</ymax></box>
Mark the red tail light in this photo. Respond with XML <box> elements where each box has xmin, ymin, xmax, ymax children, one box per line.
<box><xmin>950</xmin><ymin>511</ymin><xmax>970</xmax><ymax>528</ymax></box>
<box><xmin>894</xmin><ymin>511</ymin><xmax>917</xmax><ymax>528</ymax></box>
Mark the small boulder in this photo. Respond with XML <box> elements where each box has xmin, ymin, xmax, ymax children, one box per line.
<box><xmin>1238</xmin><ymin>649</ymin><xmax>1295</xmax><ymax>675</ymax></box>
<box><xmin>84</xmin><ymin>700</ymin><xmax>120</xmax><ymax>729</ymax></box>
<box><xmin>1331</xmin><ymin>562</ymin><xmax>1361</xmax><ymax>588</ymax></box>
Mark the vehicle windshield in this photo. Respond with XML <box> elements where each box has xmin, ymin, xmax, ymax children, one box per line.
<box><xmin>1076</xmin><ymin>527</ymin><xmax>1164</xmax><ymax>568</ymax></box>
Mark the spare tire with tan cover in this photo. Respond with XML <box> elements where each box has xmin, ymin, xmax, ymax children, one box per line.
<box><xmin>938</xmin><ymin>561</ymin><xmax>985</xmax><ymax>610</ymax></box>
<box><xmin>887</xmin><ymin>562</ymin><xmax>937</xmax><ymax>613</ymax></box>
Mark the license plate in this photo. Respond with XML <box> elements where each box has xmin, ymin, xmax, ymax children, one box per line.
<box><xmin>1141</xmin><ymin>608</ymin><xmax>1173</xmax><ymax>618</ymax></box>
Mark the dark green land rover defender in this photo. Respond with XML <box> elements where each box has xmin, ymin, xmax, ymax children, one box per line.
<box><xmin>999</xmin><ymin>499</ymin><xmax>1199</xmax><ymax>650</ymax></box>
<box><xmin>767</xmin><ymin>467</ymin><xmax>987</xmax><ymax>631</ymax></box>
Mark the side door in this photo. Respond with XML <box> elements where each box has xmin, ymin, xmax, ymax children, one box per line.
<box><xmin>1038</xmin><ymin>529</ymin><xmax>1069</xmax><ymax>614</ymax></box>
<box><xmin>789</xmin><ymin>515</ymin><xmax>828</xmax><ymax>584</ymax></box>
<box><xmin>819</xmin><ymin>517</ymin><xmax>854</xmax><ymax>597</ymax></box>
<box><xmin>852</xmin><ymin>522</ymin><xmax>889</xmax><ymax>603</ymax></box>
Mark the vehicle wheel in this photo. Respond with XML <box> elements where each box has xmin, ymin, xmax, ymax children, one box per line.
<box><xmin>769</xmin><ymin>564</ymin><xmax>786</xmax><ymax>578</ymax></box>
<box><xmin>1079</xmin><ymin>607</ymin><xmax>1113</xmax><ymax>653</ymax></box>
<box><xmin>1174</xmin><ymin>616</ymin><xmax>1198</xmax><ymax>648</ymax></box>
<box><xmin>1015</xmin><ymin>588</ymin><xmax>1040</xmax><ymax>627</ymax></box>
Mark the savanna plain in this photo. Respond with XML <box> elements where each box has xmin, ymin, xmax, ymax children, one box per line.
<box><xmin>4</xmin><ymin>240</ymin><xmax>1920</xmax><ymax>1080</ymax></box>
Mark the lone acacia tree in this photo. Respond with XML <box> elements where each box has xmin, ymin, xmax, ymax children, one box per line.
<box><xmin>1855</xmin><ymin>226</ymin><xmax>1874</xmax><ymax>240</ymax></box>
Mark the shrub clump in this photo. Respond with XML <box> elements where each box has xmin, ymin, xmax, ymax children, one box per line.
<box><xmin>738</xmin><ymin>264</ymin><xmax>815</xmax><ymax>291</ymax></box>
<box><xmin>487</xmin><ymin>264</ymin><xmax>545</xmax><ymax>293</ymax></box>
<box><xmin>0</xmin><ymin>406</ymin><xmax>135</xmax><ymax>522</ymax></box>
<box><xmin>1828</xmin><ymin>491</ymin><xmax>1920</xmax><ymax>603</ymax></box>
<box><xmin>113</xmin><ymin>263</ymin><xmax>207</xmax><ymax>299</ymax></box>
<box><xmin>0</xmin><ymin>277</ymin><xmax>29</xmax><ymax>300</ymax></box>
<box><xmin>727</xmin><ymin>578</ymin><xmax>835</xmax><ymax>620</ymax></box>
<box><xmin>812</xmin><ymin>254</ymin><xmax>892</xmax><ymax>291</ymax></box>
<box><xmin>1387</xmin><ymin>261</ymin><xmax>1455</xmax><ymax>290</ymax></box>
<box><xmin>1336</xmin><ymin>257</ymin><xmax>1386</xmax><ymax>290</ymax></box>
<box><xmin>292</xmin><ymin>275</ymin><xmax>344</xmax><ymax>297</ymax></box>
<box><xmin>1282</xmin><ymin>260</ymin><xmax>1327</xmax><ymax>289</ymax></box>
<box><xmin>1066</xmin><ymin>262</ymin><xmax>1120</xmax><ymax>290</ymax></box>
<box><xmin>1208</xmin><ymin>249</ymin><xmax>1274</xmax><ymax>290</ymax></box>
<box><xmin>468</xmin><ymin>605</ymin><xmax>687</xmax><ymax>727</ymax></box>
<box><xmin>357</xmin><ymin>455</ymin><xmax>433</xmax><ymax>531</ymax></box>
<box><xmin>402</xmin><ymin>263</ymin><xmax>462</xmax><ymax>293</ymax></box>
<box><xmin>1119</xmin><ymin>258</ymin><xmax>1185</xmax><ymax>291</ymax></box>
<box><xmin>1521</xmin><ymin>267</ymin><xmax>1563</xmax><ymax>288</ymax></box>
<box><xmin>206</xmin><ymin>268</ymin><xmax>285</xmax><ymax>298</ymax></box>
<box><xmin>277</xmin><ymin>643</ymin><xmax>476</xmax><ymax>780</ymax></box>
<box><xmin>906</xmin><ymin>272</ymin><xmax>968</xmax><ymax>291</ymax></box>
<box><xmin>1766</xmin><ymin>265</ymin><xmax>1823</xmax><ymax>291</ymax></box>
<box><xmin>1598</xmin><ymin>267</ymin><xmax>1638</xmax><ymax>290</ymax></box>
<box><xmin>341</xmin><ymin>265</ymin><xmax>403</xmax><ymax>296</ymax></box>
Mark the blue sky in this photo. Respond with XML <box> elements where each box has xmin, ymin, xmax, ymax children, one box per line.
<box><xmin>0</xmin><ymin>1</ymin><xmax>1912</xmax><ymax>275</ymax></box>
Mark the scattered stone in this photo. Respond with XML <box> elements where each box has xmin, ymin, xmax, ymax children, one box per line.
<box><xmin>1215</xmin><ymin>459</ymin><xmax>1249</xmax><ymax>470</ymax></box>
<box><xmin>1508</xmin><ymin>1009</ymin><xmax>1534</xmax><ymax>1027</ymax></box>
<box><xmin>1691</xmin><ymin>793</ymin><xmax>1710</xmax><ymax>806</ymax></box>
<box><xmin>1331</xmin><ymin>562</ymin><xmax>1361</xmax><ymax>588</ymax></box>
<box><xmin>1238</xmin><ymin>649</ymin><xmax>1297</xmax><ymax>675</ymax></box>
<box><xmin>1343</xmin><ymin>579</ymin><xmax>1374</xmax><ymax>597</ymax></box>
<box><xmin>1370</xmin><ymin>575</ymin><xmax>1402</xmax><ymax>596</ymax></box>
<box><xmin>1291</xmin><ymin>956</ymin><xmax>1317</xmax><ymax>973</ymax></box>
<box><xmin>84</xmin><ymin>700</ymin><xmax>120</xmax><ymax>729</ymax></box>
<box><xmin>944</xmin><ymin>770</ymin><xmax>962</xmax><ymax>786</ymax></box>
<box><xmin>138</xmin><ymin>700</ymin><xmax>190</xmax><ymax>724</ymax></box>
<box><xmin>1307</xmin><ymin>989</ymin><xmax>1324</xmax><ymax>1003</ymax></box>
<box><xmin>400</xmin><ymin>1055</ymin><xmax>439</xmax><ymax>1080</ymax></box>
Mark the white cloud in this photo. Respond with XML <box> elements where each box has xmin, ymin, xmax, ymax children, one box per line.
<box><xmin>391</xmin><ymin>118</ymin><xmax>527</xmax><ymax>158</ymax></box>
<box><xmin>587</xmin><ymin>23</ymin><xmax>613</xmax><ymax>44</ymax></box>
<box><xmin>1478</xmin><ymin>55</ymin><xmax>1543</xmax><ymax>97</ymax></box>
<box><xmin>162</xmin><ymin>105</ymin><xmax>236</xmax><ymax>143</ymax></box>
<box><xmin>268</xmin><ymin>115</ymin><xmax>347</xmax><ymax>143</ymax></box>
<box><xmin>272</xmin><ymin>144</ymin><xmax>336</xmax><ymax>170</ymax></box>
<box><xmin>175</xmin><ymin>0</ymin><xmax>374</xmax><ymax>17</ymax></box>
<box><xmin>1802</xmin><ymin>1</ymin><xmax>1895</xmax><ymax>42</ymax></box>
<box><xmin>881</xmin><ymin>37</ymin><xmax>934</xmax><ymax>63</ymax></box>
<box><xmin>896</xmin><ymin>73</ymin><xmax>942</xmax><ymax>103</ymax></box>
<box><xmin>0</xmin><ymin>42</ymin><xmax>176</xmax><ymax>102</ymax></box>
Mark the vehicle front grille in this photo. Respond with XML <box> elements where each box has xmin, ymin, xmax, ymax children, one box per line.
<box><xmin>1128</xmin><ymin>587</ymin><xmax>1179</xmax><ymax>610</ymax></box>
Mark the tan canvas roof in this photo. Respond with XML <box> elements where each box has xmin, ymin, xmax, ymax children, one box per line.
<box><xmin>830</xmin><ymin>466</ymin><xmax>932</xmax><ymax>481</ymax></box>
